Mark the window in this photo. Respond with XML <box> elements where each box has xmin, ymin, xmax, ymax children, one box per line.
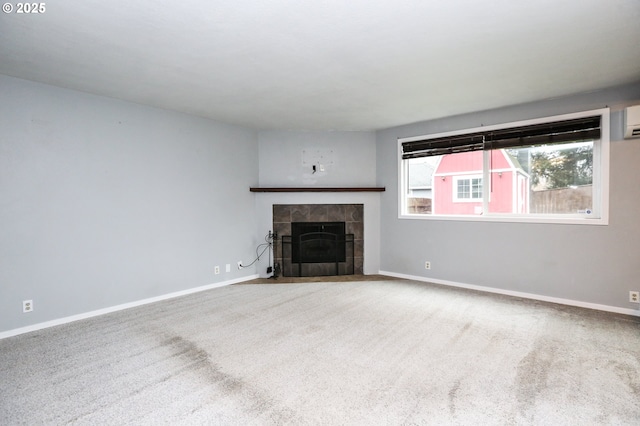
<box><xmin>454</xmin><ymin>176</ymin><xmax>483</xmax><ymax>201</ymax></box>
<box><xmin>399</xmin><ymin>108</ymin><xmax>609</xmax><ymax>224</ymax></box>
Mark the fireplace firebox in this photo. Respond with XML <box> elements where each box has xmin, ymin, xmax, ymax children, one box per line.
<box><xmin>281</xmin><ymin>221</ymin><xmax>354</xmax><ymax>277</ymax></box>
<box><xmin>291</xmin><ymin>222</ymin><xmax>345</xmax><ymax>263</ymax></box>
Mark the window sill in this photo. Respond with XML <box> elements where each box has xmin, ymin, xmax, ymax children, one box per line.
<box><xmin>399</xmin><ymin>213</ymin><xmax>608</xmax><ymax>226</ymax></box>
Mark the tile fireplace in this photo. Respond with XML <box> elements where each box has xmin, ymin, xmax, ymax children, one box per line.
<box><xmin>273</xmin><ymin>204</ymin><xmax>363</xmax><ymax>276</ymax></box>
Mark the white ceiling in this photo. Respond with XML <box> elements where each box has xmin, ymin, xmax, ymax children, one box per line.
<box><xmin>1</xmin><ymin>0</ymin><xmax>639</xmax><ymax>131</ymax></box>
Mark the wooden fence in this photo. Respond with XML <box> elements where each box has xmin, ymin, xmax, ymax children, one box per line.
<box><xmin>530</xmin><ymin>185</ymin><xmax>592</xmax><ymax>214</ymax></box>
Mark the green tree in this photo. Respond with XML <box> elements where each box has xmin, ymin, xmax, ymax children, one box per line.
<box><xmin>530</xmin><ymin>145</ymin><xmax>592</xmax><ymax>189</ymax></box>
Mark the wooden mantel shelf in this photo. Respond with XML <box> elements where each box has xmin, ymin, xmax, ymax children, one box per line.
<box><xmin>250</xmin><ymin>187</ymin><xmax>385</xmax><ymax>193</ymax></box>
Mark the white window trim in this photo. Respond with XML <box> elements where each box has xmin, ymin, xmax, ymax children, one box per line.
<box><xmin>398</xmin><ymin>108</ymin><xmax>610</xmax><ymax>225</ymax></box>
<box><xmin>453</xmin><ymin>175</ymin><xmax>483</xmax><ymax>202</ymax></box>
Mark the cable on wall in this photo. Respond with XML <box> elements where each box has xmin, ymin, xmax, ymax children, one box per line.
<box><xmin>239</xmin><ymin>231</ymin><xmax>279</xmax><ymax>279</ymax></box>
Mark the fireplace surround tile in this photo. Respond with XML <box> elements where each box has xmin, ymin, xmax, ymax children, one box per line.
<box><xmin>327</xmin><ymin>204</ymin><xmax>346</xmax><ymax>221</ymax></box>
<box><xmin>345</xmin><ymin>221</ymin><xmax>363</xmax><ymax>240</ymax></box>
<box><xmin>308</xmin><ymin>205</ymin><xmax>329</xmax><ymax>221</ymax></box>
<box><xmin>291</xmin><ymin>205</ymin><xmax>311</xmax><ymax>222</ymax></box>
<box><xmin>273</xmin><ymin>205</ymin><xmax>291</xmax><ymax>223</ymax></box>
<box><xmin>345</xmin><ymin>204</ymin><xmax>363</xmax><ymax>222</ymax></box>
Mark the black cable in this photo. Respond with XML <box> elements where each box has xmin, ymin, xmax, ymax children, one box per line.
<box><xmin>239</xmin><ymin>244</ymin><xmax>270</xmax><ymax>268</ymax></box>
<box><xmin>239</xmin><ymin>231</ymin><xmax>277</xmax><ymax>268</ymax></box>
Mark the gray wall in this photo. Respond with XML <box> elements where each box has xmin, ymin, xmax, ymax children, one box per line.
<box><xmin>256</xmin><ymin>130</ymin><xmax>381</xmax><ymax>275</ymax></box>
<box><xmin>258</xmin><ymin>130</ymin><xmax>376</xmax><ymax>187</ymax></box>
<box><xmin>0</xmin><ymin>75</ymin><xmax>259</xmax><ymax>333</ymax></box>
<box><xmin>376</xmin><ymin>82</ymin><xmax>640</xmax><ymax>310</ymax></box>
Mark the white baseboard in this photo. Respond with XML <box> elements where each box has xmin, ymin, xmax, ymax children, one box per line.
<box><xmin>379</xmin><ymin>270</ymin><xmax>640</xmax><ymax>317</ymax></box>
<box><xmin>4</xmin><ymin>272</ymin><xmax>636</xmax><ymax>340</ymax></box>
<box><xmin>0</xmin><ymin>275</ymin><xmax>259</xmax><ymax>340</ymax></box>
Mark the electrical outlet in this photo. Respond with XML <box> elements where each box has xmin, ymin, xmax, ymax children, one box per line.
<box><xmin>214</xmin><ymin>265</ymin><xmax>220</xmax><ymax>275</ymax></box>
<box><xmin>23</xmin><ymin>300</ymin><xmax>33</xmax><ymax>313</ymax></box>
<box><xmin>237</xmin><ymin>261</ymin><xmax>243</xmax><ymax>270</ymax></box>
<box><xmin>225</xmin><ymin>264</ymin><xmax>231</xmax><ymax>273</ymax></box>
<box><xmin>425</xmin><ymin>261</ymin><xmax>431</xmax><ymax>270</ymax></box>
<box><xmin>630</xmin><ymin>291</ymin><xmax>639</xmax><ymax>303</ymax></box>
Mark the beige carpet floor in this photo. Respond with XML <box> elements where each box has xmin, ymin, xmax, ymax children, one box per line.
<box><xmin>1</xmin><ymin>278</ymin><xmax>639</xmax><ymax>425</ymax></box>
